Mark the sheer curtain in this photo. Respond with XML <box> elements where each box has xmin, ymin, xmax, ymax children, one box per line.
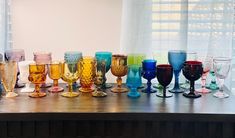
<box><xmin>121</xmin><ymin>0</ymin><xmax>235</xmax><ymax>88</ymax></box>
<box><xmin>0</xmin><ymin>0</ymin><xmax>11</xmax><ymax>55</ymax></box>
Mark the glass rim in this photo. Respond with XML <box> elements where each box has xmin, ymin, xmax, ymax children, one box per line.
<box><xmin>184</xmin><ymin>61</ymin><xmax>202</xmax><ymax>65</ymax></box>
<box><xmin>95</xmin><ymin>51</ymin><xmax>112</xmax><ymax>55</ymax></box>
<box><xmin>127</xmin><ymin>53</ymin><xmax>146</xmax><ymax>56</ymax></box>
<box><xmin>213</xmin><ymin>57</ymin><xmax>232</xmax><ymax>62</ymax></box>
<box><xmin>112</xmin><ymin>54</ymin><xmax>127</xmax><ymax>58</ymax></box>
<box><xmin>142</xmin><ymin>59</ymin><xmax>156</xmax><ymax>63</ymax></box>
<box><xmin>33</xmin><ymin>51</ymin><xmax>52</xmax><ymax>56</ymax></box>
<box><xmin>49</xmin><ymin>60</ymin><xmax>62</xmax><ymax>65</ymax></box>
<box><xmin>168</xmin><ymin>50</ymin><xmax>186</xmax><ymax>54</ymax></box>
<box><xmin>0</xmin><ymin>60</ymin><xmax>17</xmax><ymax>65</ymax></box>
<box><xmin>29</xmin><ymin>63</ymin><xmax>46</xmax><ymax>66</ymax></box>
<box><xmin>157</xmin><ymin>64</ymin><xmax>172</xmax><ymax>68</ymax></box>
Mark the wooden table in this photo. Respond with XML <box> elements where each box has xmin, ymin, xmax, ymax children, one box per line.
<box><xmin>0</xmin><ymin>83</ymin><xmax>234</xmax><ymax>138</ymax></box>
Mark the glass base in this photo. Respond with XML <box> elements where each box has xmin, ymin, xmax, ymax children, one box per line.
<box><xmin>141</xmin><ymin>88</ymin><xmax>157</xmax><ymax>93</ymax></box>
<box><xmin>61</xmin><ymin>92</ymin><xmax>79</xmax><ymax>98</ymax></box>
<box><xmin>169</xmin><ymin>88</ymin><xmax>185</xmax><ymax>93</ymax></box>
<box><xmin>111</xmin><ymin>87</ymin><xmax>128</xmax><ymax>93</ymax></box>
<box><xmin>105</xmin><ymin>84</ymin><xmax>112</xmax><ymax>89</ymax></box>
<box><xmin>180</xmin><ymin>83</ymin><xmax>190</xmax><ymax>89</ymax></box>
<box><xmin>156</xmin><ymin>91</ymin><xmax>173</xmax><ymax>98</ymax></box>
<box><xmin>92</xmin><ymin>91</ymin><xmax>107</xmax><ymax>97</ymax></box>
<box><xmin>20</xmin><ymin>84</ymin><xmax>35</xmax><ymax>93</ymax></box>
<box><xmin>79</xmin><ymin>87</ymin><xmax>95</xmax><ymax>93</ymax></box>
<box><xmin>196</xmin><ymin>88</ymin><xmax>211</xmax><ymax>94</ymax></box>
<box><xmin>128</xmin><ymin>92</ymin><xmax>141</xmax><ymax>98</ymax></box>
<box><xmin>29</xmin><ymin>92</ymin><xmax>46</xmax><ymax>98</ymax></box>
<box><xmin>15</xmin><ymin>83</ymin><xmax>25</xmax><ymax>88</ymax></box>
<box><xmin>6</xmin><ymin>92</ymin><xmax>18</xmax><ymax>98</ymax></box>
<box><xmin>48</xmin><ymin>86</ymin><xmax>64</xmax><ymax>93</ymax></box>
<box><xmin>40</xmin><ymin>83</ymin><xmax>52</xmax><ymax>88</ymax></box>
<box><xmin>206</xmin><ymin>85</ymin><xmax>219</xmax><ymax>90</ymax></box>
<box><xmin>183</xmin><ymin>92</ymin><xmax>201</xmax><ymax>98</ymax></box>
<box><xmin>213</xmin><ymin>91</ymin><xmax>229</xmax><ymax>98</ymax></box>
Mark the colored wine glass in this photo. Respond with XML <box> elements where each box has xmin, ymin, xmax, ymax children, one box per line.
<box><xmin>28</xmin><ymin>63</ymin><xmax>47</xmax><ymax>98</ymax></box>
<box><xmin>5</xmin><ymin>49</ymin><xmax>26</xmax><ymax>88</ymax></box>
<box><xmin>110</xmin><ymin>54</ymin><xmax>128</xmax><ymax>93</ymax></box>
<box><xmin>34</xmin><ymin>52</ymin><xmax>52</xmax><ymax>88</ymax></box>
<box><xmin>126</xmin><ymin>65</ymin><xmax>142</xmax><ymax>98</ymax></box>
<box><xmin>213</xmin><ymin>57</ymin><xmax>231</xmax><ymax>98</ymax></box>
<box><xmin>141</xmin><ymin>59</ymin><xmax>157</xmax><ymax>93</ymax></box>
<box><xmin>0</xmin><ymin>61</ymin><xmax>18</xmax><ymax>98</ymax></box>
<box><xmin>95</xmin><ymin>51</ymin><xmax>112</xmax><ymax>89</ymax></box>
<box><xmin>79</xmin><ymin>57</ymin><xmax>96</xmax><ymax>93</ymax></box>
<box><xmin>196</xmin><ymin>56</ymin><xmax>212</xmax><ymax>93</ymax></box>
<box><xmin>182</xmin><ymin>61</ymin><xmax>203</xmax><ymax>98</ymax></box>
<box><xmin>168</xmin><ymin>50</ymin><xmax>186</xmax><ymax>93</ymax></box>
<box><xmin>93</xmin><ymin>60</ymin><xmax>107</xmax><ymax>97</ymax></box>
<box><xmin>48</xmin><ymin>61</ymin><xmax>64</xmax><ymax>93</ymax></box>
<box><xmin>61</xmin><ymin>61</ymin><xmax>81</xmax><ymax>97</ymax></box>
<box><xmin>156</xmin><ymin>64</ymin><xmax>173</xmax><ymax>98</ymax></box>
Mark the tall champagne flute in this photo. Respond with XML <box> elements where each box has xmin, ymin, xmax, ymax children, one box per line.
<box><xmin>213</xmin><ymin>57</ymin><xmax>231</xmax><ymax>98</ymax></box>
<box><xmin>0</xmin><ymin>61</ymin><xmax>18</xmax><ymax>97</ymax></box>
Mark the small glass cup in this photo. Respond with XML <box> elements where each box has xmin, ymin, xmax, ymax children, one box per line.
<box><xmin>110</xmin><ymin>55</ymin><xmax>128</xmax><ymax>93</ymax></box>
<box><xmin>48</xmin><ymin>61</ymin><xmax>64</xmax><ymax>93</ymax></box>
<box><xmin>0</xmin><ymin>61</ymin><xmax>18</xmax><ymax>98</ymax></box>
<box><xmin>28</xmin><ymin>63</ymin><xmax>47</xmax><ymax>98</ymax></box>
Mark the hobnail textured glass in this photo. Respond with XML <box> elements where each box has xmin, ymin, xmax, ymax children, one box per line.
<box><xmin>79</xmin><ymin>57</ymin><xmax>96</xmax><ymax>93</ymax></box>
<box><xmin>64</xmin><ymin>51</ymin><xmax>82</xmax><ymax>64</ymax></box>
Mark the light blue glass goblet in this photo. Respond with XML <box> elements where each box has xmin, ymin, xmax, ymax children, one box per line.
<box><xmin>126</xmin><ymin>65</ymin><xmax>141</xmax><ymax>98</ymax></box>
<box><xmin>168</xmin><ymin>50</ymin><xmax>186</xmax><ymax>93</ymax></box>
<box><xmin>95</xmin><ymin>51</ymin><xmax>112</xmax><ymax>89</ymax></box>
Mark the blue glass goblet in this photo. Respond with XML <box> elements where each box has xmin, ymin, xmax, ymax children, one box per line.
<box><xmin>126</xmin><ymin>65</ymin><xmax>141</xmax><ymax>98</ymax></box>
<box><xmin>95</xmin><ymin>51</ymin><xmax>112</xmax><ymax>89</ymax></box>
<box><xmin>168</xmin><ymin>50</ymin><xmax>186</xmax><ymax>93</ymax></box>
<box><xmin>64</xmin><ymin>51</ymin><xmax>83</xmax><ymax>88</ymax></box>
<box><xmin>141</xmin><ymin>59</ymin><xmax>157</xmax><ymax>93</ymax></box>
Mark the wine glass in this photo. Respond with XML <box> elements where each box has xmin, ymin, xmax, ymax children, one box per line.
<box><xmin>34</xmin><ymin>52</ymin><xmax>52</xmax><ymax>88</ymax></box>
<box><xmin>93</xmin><ymin>60</ymin><xmax>107</xmax><ymax>97</ymax></box>
<box><xmin>182</xmin><ymin>61</ymin><xmax>203</xmax><ymax>98</ymax></box>
<box><xmin>168</xmin><ymin>50</ymin><xmax>186</xmax><ymax>93</ymax></box>
<box><xmin>156</xmin><ymin>64</ymin><xmax>173</xmax><ymax>98</ymax></box>
<box><xmin>127</xmin><ymin>53</ymin><xmax>146</xmax><ymax>89</ymax></box>
<box><xmin>213</xmin><ymin>57</ymin><xmax>231</xmax><ymax>98</ymax></box>
<box><xmin>110</xmin><ymin>54</ymin><xmax>128</xmax><ymax>93</ymax></box>
<box><xmin>196</xmin><ymin>56</ymin><xmax>212</xmax><ymax>93</ymax></box>
<box><xmin>28</xmin><ymin>63</ymin><xmax>47</xmax><ymax>98</ymax></box>
<box><xmin>141</xmin><ymin>59</ymin><xmax>157</xmax><ymax>93</ymax></box>
<box><xmin>5</xmin><ymin>49</ymin><xmax>26</xmax><ymax>88</ymax></box>
<box><xmin>61</xmin><ymin>61</ymin><xmax>81</xmax><ymax>97</ymax></box>
<box><xmin>0</xmin><ymin>53</ymin><xmax>3</xmax><ymax>94</ymax></box>
<box><xmin>0</xmin><ymin>61</ymin><xmax>18</xmax><ymax>98</ymax></box>
<box><xmin>79</xmin><ymin>57</ymin><xmax>96</xmax><ymax>93</ymax></box>
<box><xmin>95</xmin><ymin>51</ymin><xmax>112</xmax><ymax>89</ymax></box>
<box><xmin>126</xmin><ymin>65</ymin><xmax>142</xmax><ymax>98</ymax></box>
<box><xmin>181</xmin><ymin>52</ymin><xmax>197</xmax><ymax>89</ymax></box>
<box><xmin>48</xmin><ymin>61</ymin><xmax>64</xmax><ymax>93</ymax></box>
<box><xmin>64</xmin><ymin>51</ymin><xmax>83</xmax><ymax>88</ymax></box>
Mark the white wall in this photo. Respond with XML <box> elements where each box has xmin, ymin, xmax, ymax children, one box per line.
<box><xmin>11</xmin><ymin>0</ymin><xmax>123</xmax><ymax>82</ymax></box>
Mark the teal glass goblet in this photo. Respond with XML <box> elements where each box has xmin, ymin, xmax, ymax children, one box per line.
<box><xmin>126</xmin><ymin>65</ymin><xmax>142</xmax><ymax>98</ymax></box>
<box><xmin>95</xmin><ymin>51</ymin><xmax>112</xmax><ymax>89</ymax></box>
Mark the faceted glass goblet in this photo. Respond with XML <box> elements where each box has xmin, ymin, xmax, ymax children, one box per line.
<box><xmin>0</xmin><ymin>61</ymin><xmax>18</xmax><ymax>98</ymax></box>
<box><xmin>182</xmin><ymin>61</ymin><xmax>203</xmax><ymax>98</ymax></box>
<box><xmin>95</xmin><ymin>51</ymin><xmax>112</xmax><ymax>89</ymax></box>
<box><xmin>213</xmin><ymin>57</ymin><xmax>231</xmax><ymax>98</ymax></box>
<box><xmin>110</xmin><ymin>55</ymin><xmax>128</xmax><ymax>93</ymax></box>
<box><xmin>126</xmin><ymin>65</ymin><xmax>142</xmax><ymax>98</ymax></box>
<box><xmin>156</xmin><ymin>64</ymin><xmax>173</xmax><ymax>98</ymax></box>
<box><xmin>141</xmin><ymin>59</ymin><xmax>157</xmax><ymax>93</ymax></box>
<box><xmin>5</xmin><ymin>49</ymin><xmax>26</xmax><ymax>88</ymax></box>
<box><xmin>48</xmin><ymin>61</ymin><xmax>64</xmax><ymax>93</ymax></box>
<box><xmin>168</xmin><ymin>50</ymin><xmax>186</xmax><ymax>93</ymax></box>
<box><xmin>28</xmin><ymin>63</ymin><xmax>47</xmax><ymax>98</ymax></box>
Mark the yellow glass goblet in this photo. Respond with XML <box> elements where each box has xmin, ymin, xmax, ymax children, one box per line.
<box><xmin>79</xmin><ymin>57</ymin><xmax>96</xmax><ymax>93</ymax></box>
<box><xmin>48</xmin><ymin>61</ymin><xmax>64</xmax><ymax>93</ymax></box>
<box><xmin>61</xmin><ymin>62</ymin><xmax>81</xmax><ymax>97</ymax></box>
<box><xmin>0</xmin><ymin>61</ymin><xmax>18</xmax><ymax>98</ymax></box>
<box><xmin>28</xmin><ymin>63</ymin><xmax>47</xmax><ymax>98</ymax></box>
<box><xmin>111</xmin><ymin>54</ymin><xmax>128</xmax><ymax>93</ymax></box>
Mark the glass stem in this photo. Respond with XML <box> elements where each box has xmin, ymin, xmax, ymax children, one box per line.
<box><xmin>218</xmin><ymin>78</ymin><xmax>224</xmax><ymax>93</ymax></box>
<box><xmin>174</xmin><ymin>70</ymin><xmax>180</xmax><ymax>89</ymax></box>
<box><xmin>201</xmin><ymin>74</ymin><xmax>206</xmax><ymax>89</ymax></box>
<box><xmin>163</xmin><ymin>87</ymin><xmax>166</xmax><ymax>97</ymax></box>
<box><xmin>68</xmin><ymin>83</ymin><xmax>73</xmax><ymax>93</ymax></box>
<box><xmin>35</xmin><ymin>84</ymin><xmax>40</xmax><ymax>94</ymax></box>
<box><xmin>131</xmin><ymin>87</ymin><xmax>137</xmax><ymax>93</ymax></box>
<box><xmin>189</xmin><ymin>81</ymin><xmax>195</xmax><ymax>94</ymax></box>
<box><xmin>117</xmin><ymin>77</ymin><xmax>122</xmax><ymax>88</ymax></box>
<box><xmin>54</xmin><ymin>79</ymin><xmax>58</xmax><ymax>87</ymax></box>
<box><xmin>147</xmin><ymin>80</ymin><xmax>151</xmax><ymax>93</ymax></box>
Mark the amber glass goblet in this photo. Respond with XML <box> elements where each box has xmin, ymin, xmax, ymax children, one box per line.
<box><xmin>111</xmin><ymin>55</ymin><xmax>128</xmax><ymax>93</ymax></box>
<box><xmin>0</xmin><ymin>61</ymin><xmax>18</xmax><ymax>98</ymax></box>
<box><xmin>48</xmin><ymin>61</ymin><xmax>64</xmax><ymax>93</ymax></box>
<box><xmin>28</xmin><ymin>63</ymin><xmax>47</xmax><ymax>98</ymax></box>
<box><xmin>93</xmin><ymin>60</ymin><xmax>107</xmax><ymax>97</ymax></box>
<box><xmin>79</xmin><ymin>57</ymin><xmax>96</xmax><ymax>93</ymax></box>
<box><xmin>61</xmin><ymin>62</ymin><xmax>81</xmax><ymax>97</ymax></box>
<box><xmin>182</xmin><ymin>61</ymin><xmax>203</xmax><ymax>98</ymax></box>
